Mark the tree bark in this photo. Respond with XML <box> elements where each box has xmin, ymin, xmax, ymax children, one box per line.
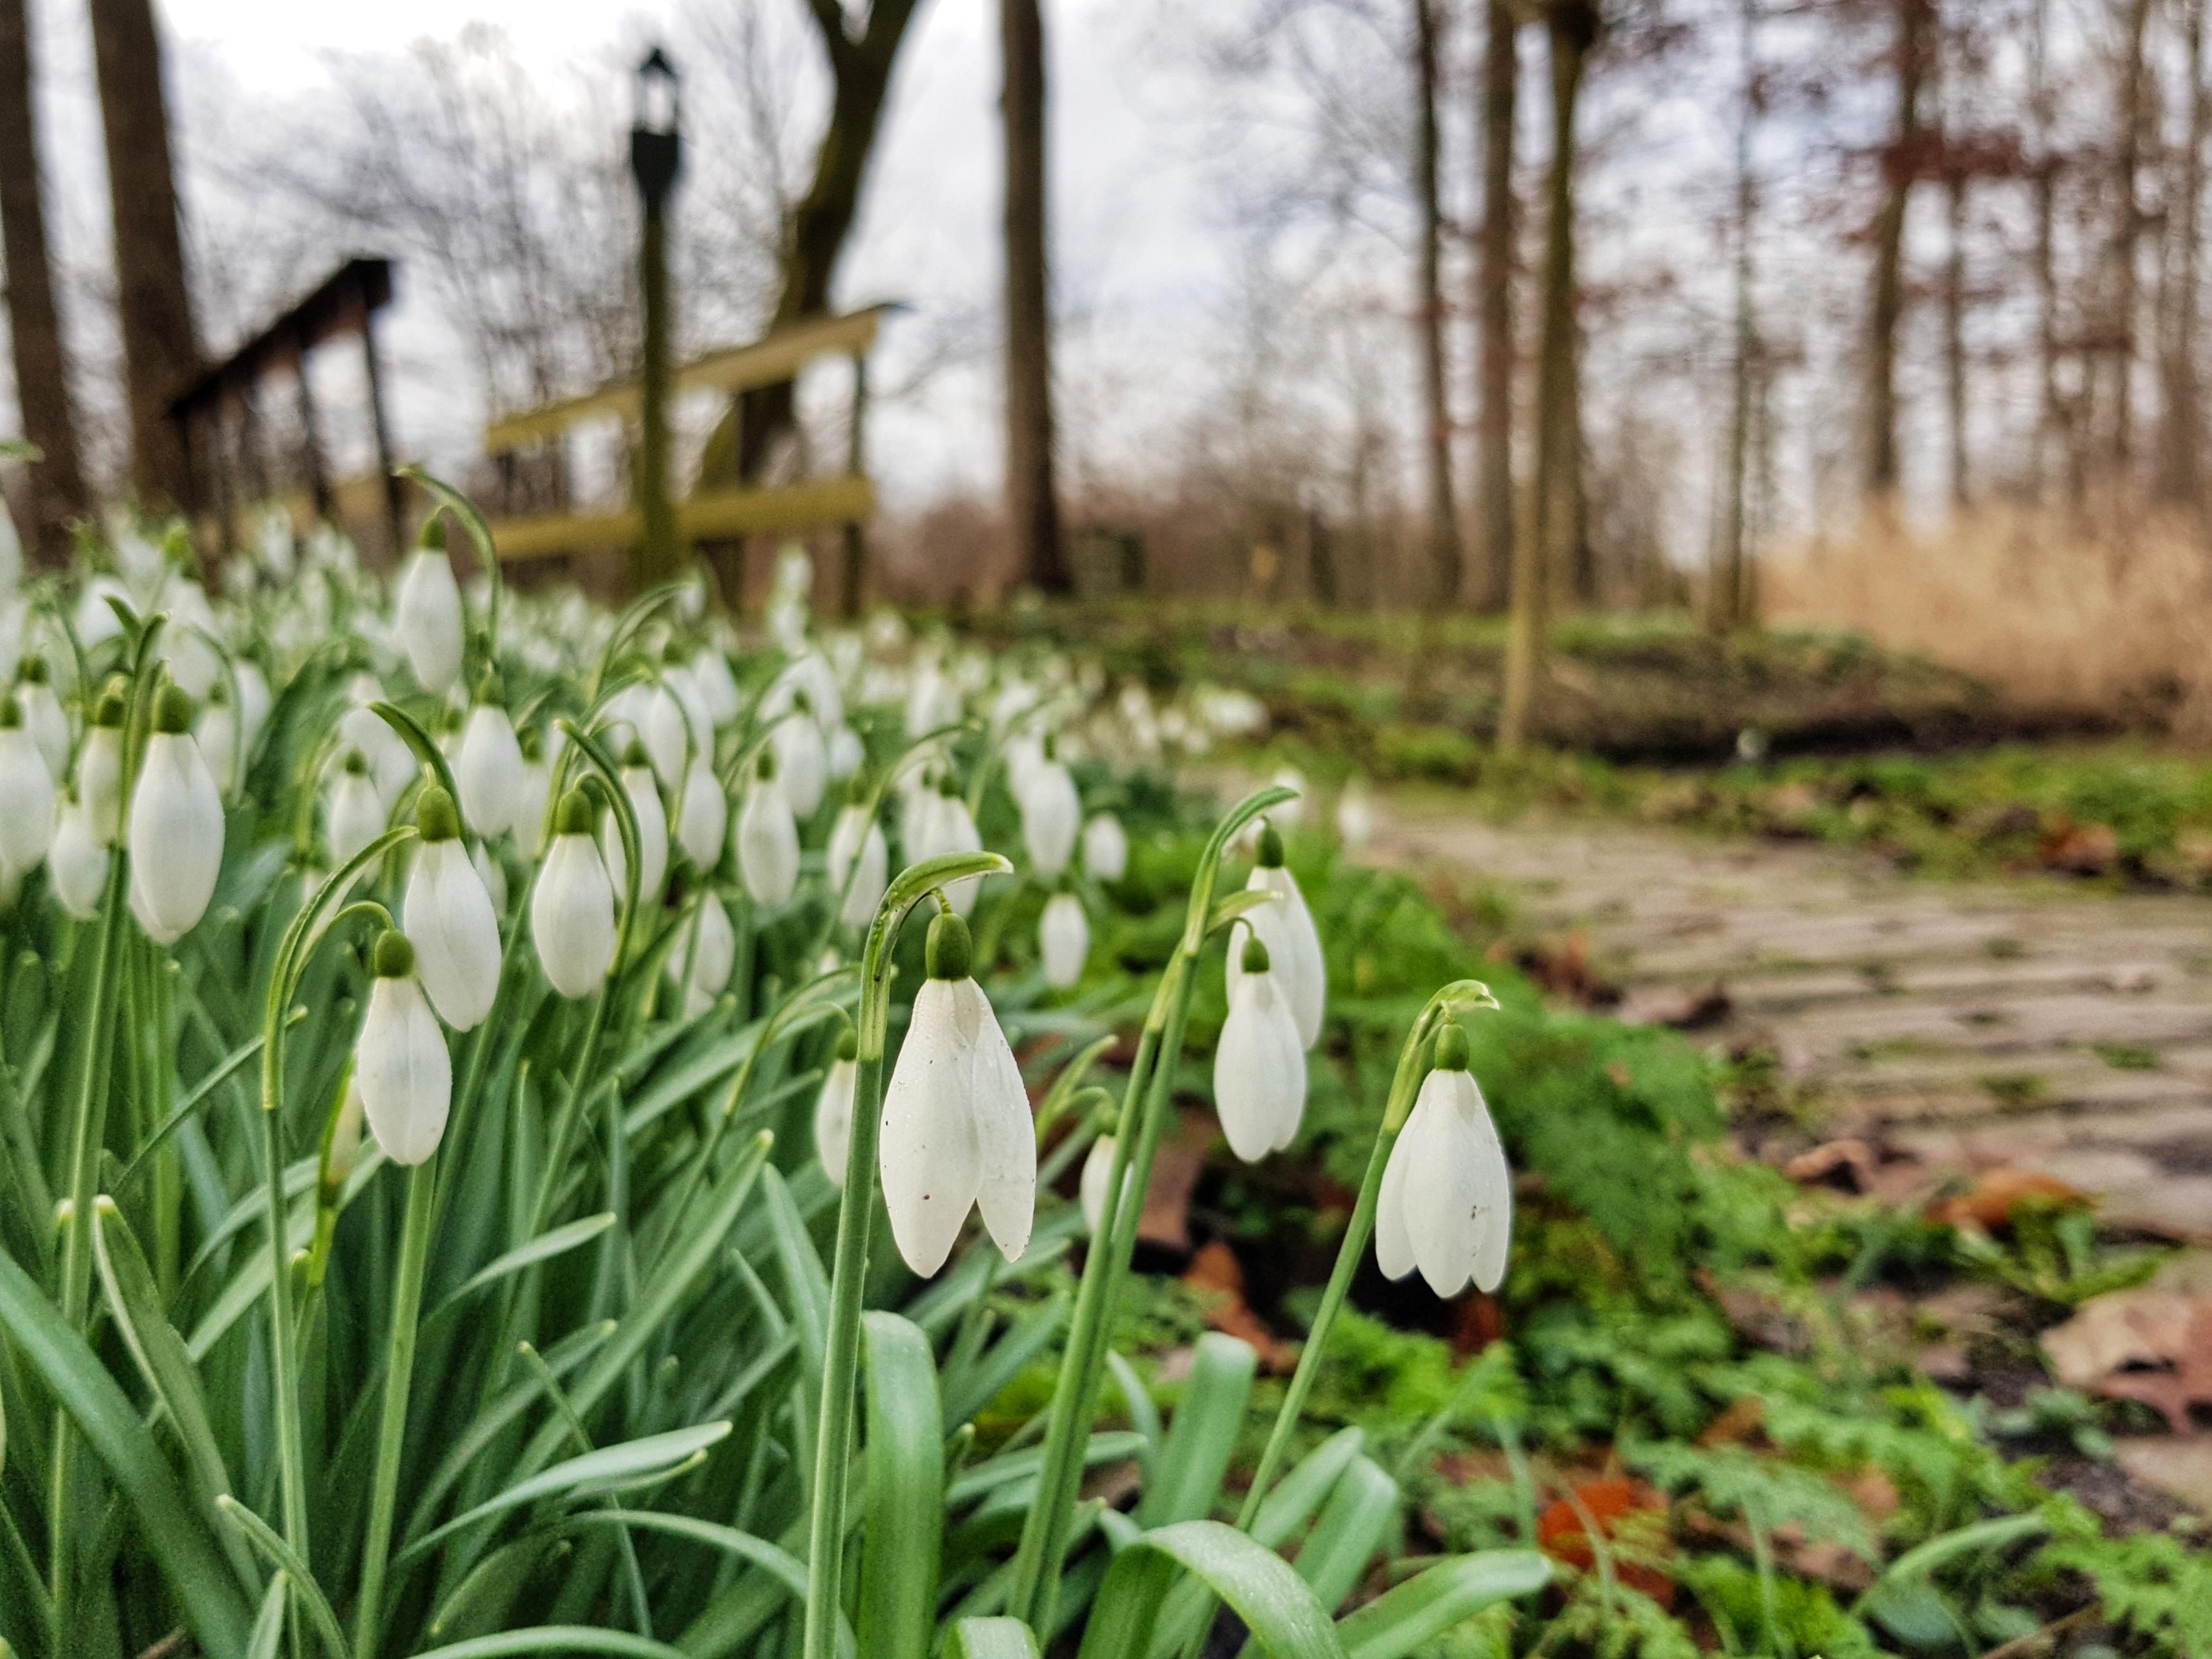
<box><xmin>1499</xmin><ymin>0</ymin><xmax>1595</xmax><ymax>754</ymax></box>
<box><xmin>1416</xmin><ymin>0</ymin><xmax>1462</xmax><ymax>609</ymax></box>
<box><xmin>2110</xmin><ymin>0</ymin><xmax>2153</xmax><ymax>479</ymax></box>
<box><xmin>2028</xmin><ymin>0</ymin><xmax>2070</xmax><ymax>503</ymax></box>
<box><xmin>696</xmin><ymin>0</ymin><xmax>922</xmax><ymax>605</ymax></box>
<box><xmin>1944</xmin><ymin>166</ymin><xmax>1968</xmax><ymax>507</ymax></box>
<box><xmin>0</xmin><ymin>0</ymin><xmax>85</xmax><ymax>562</ymax></box>
<box><xmin>1002</xmin><ymin>0</ymin><xmax>1066</xmax><ymax>594</ymax></box>
<box><xmin>1714</xmin><ymin>0</ymin><xmax>1758</xmax><ymax>633</ymax></box>
<box><xmin>2158</xmin><ymin>0</ymin><xmax>2207</xmax><ymax>509</ymax></box>
<box><xmin>1473</xmin><ymin>0</ymin><xmax>1518</xmax><ymax>613</ymax></box>
<box><xmin>1864</xmin><ymin>0</ymin><xmax>1929</xmax><ymax>498</ymax></box>
<box><xmin>89</xmin><ymin>0</ymin><xmax>197</xmax><ymax>510</ymax></box>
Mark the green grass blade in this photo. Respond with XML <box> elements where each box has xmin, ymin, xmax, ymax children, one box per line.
<box><xmin>1334</xmin><ymin>1552</ymin><xmax>1553</xmax><ymax>1659</ymax></box>
<box><xmin>947</xmin><ymin>1618</ymin><xmax>1041</xmax><ymax>1659</ymax></box>
<box><xmin>1137</xmin><ymin>1333</ymin><xmax>1255</xmax><ymax>1527</ymax></box>
<box><xmin>1250</xmin><ymin>1429</ymin><xmax>1365</xmax><ymax>1551</ymax></box>
<box><xmin>430</xmin><ymin>1212</ymin><xmax>618</xmax><ymax>1317</ymax></box>
<box><xmin>940</xmin><ymin>1295</ymin><xmax>1068</xmax><ymax>1432</ymax></box>
<box><xmin>1289</xmin><ymin>1457</ymin><xmax>1399</xmax><ymax>1613</ymax></box>
<box><xmin>1873</xmin><ymin>1513</ymin><xmax>2048</xmax><ymax>1586</ymax></box>
<box><xmin>561</xmin><ymin>1511</ymin><xmax>810</xmax><ymax>1601</ymax></box>
<box><xmin>1074</xmin><ymin>1520</ymin><xmax>1344</xmax><ymax>1659</ymax></box>
<box><xmin>1106</xmin><ymin>1350</ymin><xmax>1162</xmax><ymax>1477</ymax></box>
<box><xmin>0</xmin><ymin>1250</ymin><xmax>253</xmax><ymax>1655</ymax></box>
<box><xmin>413</xmin><ymin>1630</ymin><xmax>692</xmax><ymax>1658</ymax></box>
<box><xmin>945</xmin><ymin>1432</ymin><xmax>1150</xmax><ymax>1507</ymax></box>
<box><xmin>214</xmin><ymin>1495</ymin><xmax>350</xmax><ymax>1658</ymax></box>
<box><xmin>246</xmin><ymin>1572</ymin><xmax>290</xmax><ymax>1659</ymax></box>
<box><xmin>856</xmin><ymin>1313</ymin><xmax>944</xmax><ymax>1659</ymax></box>
<box><xmin>761</xmin><ymin>1167</ymin><xmax>830</xmax><ymax>1381</ymax></box>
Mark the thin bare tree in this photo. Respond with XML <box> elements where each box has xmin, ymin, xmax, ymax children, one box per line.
<box><xmin>1473</xmin><ymin>0</ymin><xmax>1518</xmax><ymax>613</ymax></box>
<box><xmin>1003</xmin><ymin>0</ymin><xmax>1068</xmax><ymax>593</ymax></box>
<box><xmin>1414</xmin><ymin>0</ymin><xmax>1462</xmax><ymax>607</ymax></box>
<box><xmin>1864</xmin><ymin>0</ymin><xmax>1930</xmax><ymax>498</ymax></box>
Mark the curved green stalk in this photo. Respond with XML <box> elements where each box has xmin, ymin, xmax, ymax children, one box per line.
<box><xmin>1005</xmin><ymin>784</ymin><xmax>1294</xmax><ymax>1633</ymax></box>
<box><xmin>802</xmin><ymin>848</ymin><xmax>1012</xmax><ymax>1659</ymax></box>
<box><xmin>354</xmin><ymin>1155</ymin><xmax>440</xmax><ymax>1659</ymax></box>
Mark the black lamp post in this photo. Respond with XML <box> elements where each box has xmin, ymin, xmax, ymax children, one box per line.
<box><xmin>630</xmin><ymin>46</ymin><xmax>682</xmax><ymax>589</ymax></box>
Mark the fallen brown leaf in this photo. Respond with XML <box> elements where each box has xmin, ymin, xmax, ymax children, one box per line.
<box><xmin>1181</xmin><ymin>1241</ymin><xmax>1296</xmax><ymax>1373</ymax></box>
<box><xmin>1786</xmin><ymin>1138</ymin><xmax>1880</xmax><ymax>1192</ymax></box>
<box><xmin>1926</xmin><ymin>1169</ymin><xmax>2090</xmax><ymax>1231</ymax></box>
<box><xmin>2042</xmin><ymin>1289</ymin><xmax>2212</xmax><ymax>1435</ymax></box>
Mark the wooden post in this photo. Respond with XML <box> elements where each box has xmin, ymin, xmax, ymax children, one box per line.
<box><xmin>361</xmin><ymin>302</ymin><xmax>405</xmax><ymax>555</ymax></box>
<box><xmin>293</xmin><ymin>332</ymin><xmax>334</xmax><ymax>523</ymax></box>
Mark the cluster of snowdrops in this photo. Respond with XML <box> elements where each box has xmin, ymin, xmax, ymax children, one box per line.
<box><xmin>0</xmin><ymin>486</ymin><xmax>1529</xmax><ymax>1659</ymax></box>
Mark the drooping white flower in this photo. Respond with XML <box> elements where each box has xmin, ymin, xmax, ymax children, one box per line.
<box><xmin>1021</xmin><ymin>746</ymin><xmax>1081</xmax><ymax>877</ymax></box>
<box><xmin>879</xmin><ymin>912</ymin><xmax>1036</xmax><ymax>1275</ymax></box>
<box><xmin>456</xmin><ymin>688</ymin><xmax>525</xmax><ymax>839</ymax></box>
<box><xmin>766</xmin><ymin>650</ymin><xmax>844</xmax><ymax>736</ymax></box>
<box><xmin>326</xmin><ymin>752</ymin><xmax>388</xmax><ymax>869</ymax></box>
<box><xmin>15</xmin><ymin>658</ymin><xmax>66</xmax><ymax>778</ymax></box>
<box><xmin>814</xmin><ymin>1031</ymin><xmax>859</xmax><ymax>1185</ymax></box>
<box><xmin>904</xmin><ymin>655</ymin><xmax>960</xmax><ymax>739</ymax></box>
<box><xmin>921</xmin><ymin>778</ymin><xmax>983</xmax><ymax>917</ymax></box>
<box><xmin>533</xmin><ymin>788</ymin><xmax>619</xmax><ymax>998</ymax></box>
<box><xmin>393</xmin><ymin>526</ymin><xmax>465</xmax><ymax>694</ymax></box>
<box><xmin>0</xmin><ymin>694</ymin><xmax>55</xmax><ymax>880</ymax></box>
<box><xmin>661</xmin><ymin>890</ymin><xmax>735</xmax><ymax>1018</ymax></box>
<box><xmin>690</xmin><ymin>646</ymin><xmax>742</xmax><ymax>728</ymax></box>
<box><xmin>160</xmin><ymin>577</ymin><xmax>221</xmax><ymax>699</ymax></box>
<box><xmin>1083</xmin><ymin>812</ymin><xmax>1129</xmax><ymax>883</ymax></box>
<box><xmin>1039</xmin><ymin>892</ymin><xmax>1088</xmax><ymax>989</ymax></box>
<box><xmin>76</xmin><ymin>690</ymin><xmax>125</xmax><ymax>843</ymax></box>
<box><xmin>195</xmin><ymin>684</ymin><xmax>238</xmax><ymax>796</ymax></box>
<box><xmin>675</xmin><ymin>756</ymin><xmax>728</xmax><ymax>872</ymax></box>
<box><xmin>1376</xmin><ymin>1024</ymin><xmax>1511</xmax><ymax>1296</ymax></box>
<box><xmin>826</xmin><ymin>796</ymin><xmax>888</xmax><ymax>929</ymax></box>
<box><xmin>1336</xmin><ymin>778</ymin><xmax>1376</xmax><ymax>851</ymax></box>
<box><xmin>600</xmin><ymin>745</ymin><xmax>670</xmax><ymax>910</ymax></box>
<box><xmin>1225</xmin><ymin>825</ymin><xmax>1326</xmax><ymax>1051</ymax></box>
<box><xmin>473</xmin><ymin>840</ymin><xmax>508</xmax><ymax>916</ymax></box>
<box><xmin>354</xmin><ymin>929</ymin><xmax>452</xmax><ymax>1167</ymax></box>
<box><xmin>826</xmin><ymin>723</ymin><xmax>865</xmax><ymax>785</ymax></box>
<box><xmin>49</xmin><ymin>796</ymin><xmax>108</xmax><ymax>919</ymax></box>
<box><xmin>339</xmin><ymin>675</ymin><xmax>417</xmax><ymax>808</ymax></box>
<box><xmin>643</xmin><ymin>680</ymin><xmax>692</xmax><ymax>791</ymax></box>
<box><xmin>510</xmin><ymin>728</ymin><xmax>551</xmax><ymax>853</ymax></box>
<box><xmin>1080</xmin><ymin>1133</ymin><xmax>1117</xmax><ymax>1234</ymax></box>
<box><xmin>127</xmin><ymin>687</ymin><xmax>225</xmax><ymax>945</ymax></box>
<box><xmin>233</xmin><ymin>660</ymin><xmax>272</xmax><ymax>762</ymax></box>
<box><xmin>772</xmin><ymin>693</ymin><xmax>827</xmax><ymax>819</ymax></box>
<box><xmin>737</xmin><ymin>750</ymin><xmax>800</xmax><ymax>907</ymax></box>
<box><xmin>1214</xmin><ymin>933</ymin><xmax>1307</xmax><ymax>1162</ymax></box>
<box><xmin>400</xmin><ymin>787</ymin><xmax>502</xmax><ymax>1030</ymax></box>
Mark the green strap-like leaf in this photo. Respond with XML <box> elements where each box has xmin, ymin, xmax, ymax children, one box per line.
<box><xmin>946</xmin><ymin>1618</ymin><xmax>1041</xmax><ymax>1659</ymax></box>
<box><xmin>214</xmin><ymin>1495</ymin><xmax>351</xmax><ymax>1659</ymax></box>
<box><xmin>431</xmin><ymin>1212</ymin><xmax>619</xmax><ymax>1316</ymax></box>
<box><xmin>1334</xmin><ymin>1551</ymin><xmax>1552</xmax><ymax>1659</ymax></box>
<box><xmin>413</xmin><ymin>1630</ymin><xmax>692</xmax><ymax>1658</ymax></box>
<box><xmin>1294</xmin><ymin>1456</ymin><xmax>1400</xmax><ymax>1612</ymax></box>
<box><xmin>0</xmin><ymin>1249</ymin><xmax>253</xmax><ymax>1655</ymax></box>
<box><xmin>1075</xmin><ymin>1520</ymin><xmax>1345</xmax><ymax>1659</ymax></box>
<box><xmin>1251</xmin><ymin>1428</ymin><xmax>1365</xmax><ymax>1550</ymax></box>
<box><xmin>247</xmin><ymin>1572</ymin><xmax>291</xmax><ymax>1659</ymax></box>
<box><xmin>1138</xmin><ymin>1332</ymin><xmax>1255</xmax><ymax>1528</ymax></box>
<box><xmin>856</xmin><ymin>1313</ymin><xmax>945</xmax><ymax>1659</ymax></box>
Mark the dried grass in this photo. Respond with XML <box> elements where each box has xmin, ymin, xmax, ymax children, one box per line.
<box><xmin>1763</xmin><ymin>502</ymin><xmax>2212</xmax><ymax>730</ymax></box>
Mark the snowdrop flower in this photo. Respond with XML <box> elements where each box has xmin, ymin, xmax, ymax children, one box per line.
<box><xmin>195</xmin><ymin>682</ymin><xmax>238</xmax><ymax>796</ymax></box>
<box><xmin>814</xmin><ymin>1030</ymin><xmax>858</xmax><ymax>1184</ymax></box>
<box><xmin>826</xmin><ymin>790</ymin><xmax>888</xmax><ymax>929</ymax></box>
<box><xmin>400</xmin><ymin>787</ymin><xmax>502</xmax><ymax>1030</ymax></box>
<box><xmin>1040</xmin><ymin>891</ymin><xmax>1088</xmax><ymax>989</ymax></box>
<box><xmin>1021</xmin><ymin>742</ymin><xmax>1081</xmax><ymax>877</ymax></box>
<box><xmin>159</xmin><ymin>577</ymin><xmax>221</xmax><ymax>699</ymax></box>
<box><xmin>339</xmin><ymin>674</ymin><xmax>417</xmax><ymax>808</ymax></box>
<box><xmin>690</xmin><ymin>646</ymin><xmax>741</xmax><ymax>728</ymax></box>
<box><xmin>773</xmin><ymin>692</ymin><xmax>827</xmax><ymax>818</ymax></box>
<box><xmin>1080</xmin><ymin>1134</ymin><xmax>1117</xmax><ymax>1234</ymax></box>
<box><xmin>393</xmin><ymin>521</ymin><xmax>465</xmax><ymax>694</ymax></box>
<box><xmin>473</xmin><ymin>841</ymin><xmax>508</xmax><ymax>916</ymax></box>
<box><xmin>49</xmin><ymin>796</ymin><xmax>107</xmax><ymax>919</ymax></box>
<box><xmin>1083</xmin><ymin>812</ymin><xmax>1129</xmax><ymax>882</ymax></box>
<box><xmin>904</xmin><ymin>656</ymin><xmax>960</xmax><ymax>739</ymax></box>
<box><xmin>1268</xmin><ymin>766</ymin><xmax>1308</xmax><ymax>829</ymax></box>
<box><xmin>737</xmin><ymin>750</ymin><xmax>800</xmax><ymax>907</ymax></box>
<box><xmin>643</xmin><ymin>679</ymin><xmax>692</xmax><ymax>791</ymax></box>
<box><xmin>0</xmin><ymin>694</ymin><xmax>55</xmax><ymax>881</ymax></box>
<box><xmin>826</xmin><ymin>723</ymin><xmax>865</xmax><ymax>785</ymax></box>
<box><xmin>879</xmin><ymin>911</ymin><xmax>1036</xmax><ymax>1275</ymax></box>
<box><xmin>1004</xmin><ymin>731</ymin><xmax>1046</xmax><ymax>801</ymax></box>
<box><xmin>666</xmin><ymin>890</ymin><xmax>735</xmax><ymax>1018</ymax></box>
<box><xmin>456</xmin><ymin>681</ymin><xmax>525</xmax><ymax>839</ymax></box>
<box><xmin>74</xmin><ymin>575</ymin><xmax>128</xmax><ymax>649</ymax></box>
<box><xmin>353</xmin><ymin>929</ymin><xmax>451</xmax><ymax>1167</ymax></box>
<box><xmin>233</xmin><ymin>661</ymin><xmax>272</xmax><ymax>764</ymax></box>
<box><xmin>602</xmin><ymin>743</ymin><xmax>670</xmax><ymax>909</ymax></box>
<box><xmin>1225</xmin><ymin>825</ymin><xmax>1326</xmax><ymax>1050</ymax></box>
<box><xmin>533</xmin><ymin>787</ymin><xmax>618</xmax><ymax>998</ymax></box>
<box><xmin>127</xmin><ymin>686</ymin><xmax>224</xmax><ymax>945</ymax></box>
<box><xmin>511</xmin><ymin>727</ymin><xmax>550</xmax><ymax>853</ymax></box>
<box><xmin>326</xmin><ymin>752</ymin><xmax>388</xmax><ymax>869</ymax></box>
<box><xmin>924</xmin><ymin>778</ymin><xmax>984</xmax><ymax>917</ymax></box>
<box><xmin>1336</xmin><ymin>778</ymin><xmax>1376</xmax><ymax>851</ymax></box>
<box><xmin>76</xmin><ymin>687</ymin><xmax>125</xmax><ymax>843</ymax></box>
<box><xmin>675</xmin><ymin>756</ymin><xmax>728</xmax><ymax>872</ymax></box>
<box><xmin>1376</xmin><ymin>1023</ymin><xmax>1511</xmax><ymax>1296</ymax></box>
<box><xmin>1214</xmin><ymin>935</ymin><xmax>1306</xmax><ymax>1162</ymax></box>
<box><xmin>15</xmin><ymin>657</ymin><xmax>66</xmax><ymax>778</ymax></box>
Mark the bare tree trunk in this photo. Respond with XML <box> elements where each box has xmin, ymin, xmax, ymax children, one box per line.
<box><xmin>1473</xmin><ymin>0</ymin><xmax>1518</xmax><ymax>613</ymax></box>
<box><xmin>0</xmin><ymin>0</ymin><xmax>85</xmax><ymax>562</ymax></box>
<box><xmin>1003</xmin><ymin>0</ymin><xmax>1066</xmax><ymax>594</ymax></box>
<box><xmin>1499</xmin><ymin>0</ymin><xmax>1595</xmax><ymax>754</ymax></box>
<box><xmin>1714</xmin><ymin>0</ymin><xmax>1758</xmax><ymax>632</ymax></box>
<box><xmin>2159</xmin><ymin>0</ymin><xmax>2207</xmax><ymax>509</ymax></box>
<box><xmin>696</xmin><ymin>0</ymin><xmax>922</xmax><ymax>603</ymax></box>
<box><xmin>1945</xmin><ymin>166</ymin><xmax>1969</xmax><ymax>507</ymax></box>
<box><xmin>2110</xmin><ymin>0</ymin><xmax>2152</xmax><ymax>479</ymax></box>
<box><xmin>1865</xmin><ymin>0</ymin><xmax>1929</xmax><ymax>498</ymax></box>
<box><xmin>1415</xmin><ymin>0</ymin><xmax>1462</xmax><ymax>608</ymax></box>
<box><xmin>89</xmin><ymin>0</ymin><xmax>198</xmax><ymax>510</ymax></box>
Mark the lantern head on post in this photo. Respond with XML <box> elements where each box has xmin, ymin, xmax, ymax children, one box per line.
<box><xmin>630</xmin><ymin>47</ymin><xmax>682</xmax><ymax>211</ymax></box>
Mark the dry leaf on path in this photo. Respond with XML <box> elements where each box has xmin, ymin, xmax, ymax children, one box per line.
<box><xmin>2041</xmin><ymin>1289</ymin><xmax>2212</xmax><ymax>1435</ymax></box>
<box><xmin>1926</xmin><ymin>1168</ymin><xmax>2089</xmax><ymax>1230</ymax></box>
<box><xmin>1182</xmin><ymin>1241</ymin><xmax>1297</xmax><ymax>1373</ymax></box>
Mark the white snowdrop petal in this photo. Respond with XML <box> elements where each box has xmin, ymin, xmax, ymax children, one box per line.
<box><xmin>954</xmin><ymin>978</ymin><xmax>1036</xmax><ymax>1264</ymax></box>
<box><xmin>1464</xmin><ymin>1077</ymin><xmax>1515</xmax><ymax>1293</ymax></box>
<box><xmin>393</xmin><ymin>548</ymin><xmax>464</xmax><ymax>694</ymax></box>
<box><xmin>1040</xmin><ymin>893</ymin><xmax>1088</xmax><ymax>988</ymax></box>
<box><xmin>0</xmin><ymin>728</ymin><xmax>54</xmax><ymax>877</ymax></box>
<box><xmin>1021</xmin><ymin>764</ymin><xmax>1081</xmax><ymax>877</ymax></box>
<box><xmin>126</xmin><ymin>733</ymin><xmax>224</xmax><ymax>945</ymax></box>
<box><xmin>676</xmin><ymin>759</ymin><xmax>728</xmax><ymax>870</ymax></box>
<box><xmin>814</xmin><ymin>1057</ymin><xmax>858</xmax><ymax>1185</ymax></box>
<box><xmin>532</xmin><ymin>833</ymin><xmax>618</xmax><ymax>998</ymax></box>
<box><xmin>644</xmin><ymin>687</ymin><xmax>690</xmax><ymax>789</ymax></box>
<box><xmin>402</xmin><ymin>841</ymin><xmax>503</xmax><ymax>1030</ymax></box>
<box><xmin>879</xmin><ymin>980</ymin><xmax>984</xmax><ymax>1276</ymax></box>
<box><xmin>1403</xmin><ymin>1074</ymin><xmax>1486</xmax><ymax>1298</ymax></box>
<box><xmin>456</xmin><ymin>706</ymin><xmax>525</xmax><ymax>838</ymax></box>
<box><xmin>77</xmin><ymin>728</ymin><xmax>123</xmax><ymax>843</ymax></box>
<box><xmin>1375</xmin><ymin>1116</ymin><xmax>1421</xmax><ymax>1283</ymax></box>
<box><xmin>773</xmin><ymin>717</ymin><xmax>827</xmax><ymax>818</ymax></box>
<box><xmin>1080</xmin><ymin>1134</ymin><xmax>1117</xmax><ymax>1235</ymax></box>
<box><xmin>1214</xmin><ymin>968</ymin><xmax>1306</xmax><ymax>1163</ymax></box>
<box><xmin>49</xmin><ymin>802</ymin><xmax>107</xmax><ymax>919</ymax></box>
<box><xmin>737</xmin><ymin>784</ymin><xmax>800</xmax><ymax>906</ymax></box>
<box><xmin>355</xmin><ymin>975</ymin><xmax>452</xmax><ymax>1166</ymax></box>
<box><xmin>1083</xmin><ymin>813</ymin><xmax>1128</xmax><ymax>882</ymax></box>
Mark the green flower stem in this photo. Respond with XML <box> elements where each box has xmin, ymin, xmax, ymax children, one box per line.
<box><xmin>353</xmin><ymin>1155</ymin><xmax>438</xmax><ymax>1659</ymax></box>
<box><xmin>803</xmin><ymin>849</ymin><xmax>1010</xmax><ymax>1659</ymax></box>
<box><xmin>1006</xmin><ymin>785</ymin><xmax>1294</xmax><ymax>1633</ymax></box>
